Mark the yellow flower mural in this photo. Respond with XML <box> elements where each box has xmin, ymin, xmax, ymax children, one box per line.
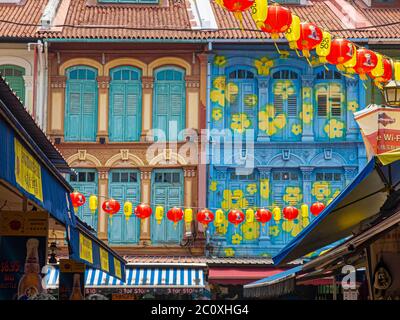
<box><xmin>246</xmin><ymin>183</ymin><xmax>257</xmax><ymax>195</ymax></box>
<box><xmin>241</xmin><ymin>222</ymin><xmax>260</xmax><ymax>240</ymax></box>
<box><xmin>214</xmin><ymin>55</ymin><xmax>227</xmax><ymax>67</ymax></box>
<box><xmin>269</xmin><ymin>225</ymin><xmax>280</xmax><ymax>237</ymax></box>
<box><xmin>324</xmin><ymin>119</ymin><xmax>345</xmax><ymax>139</ymax></box>
<box><xmin>260</xmin><ymin>178</ymin><xmax>270</xmax><ymax>199</ymax></box>
<box><xmin>225</xmin><ymin>248</ymin><xmax>235</xmax><ymax>257</ymax></box>
<box><xmin>274</xmin><ymin>80</ymin><xmax>295</xmax><ymax>100</ymax></box>
<box><xmin>348</xmin><ymin>100</ymin><xmax>359</xmax><ymax>112</ymax></box>
<box><xmin>209</xmin><ymin>181</ymin><xmax>218</xmax><ymax>192</ymax></box>
<box><xmin>216</xmin><ymin>216</ymin><xmax>228</xmax><ymax>235</ymax></box>
<box><xmin>303</xmin><ymin>87</ymin><xmax>312</xmax><ymax>100</ymax></box>
<box><xmin>221</xmin><ymin>190</ymin><xmax>249</xmax><ymax>211</ymax></box>
<box><xmin>292</xmin><ymin>123</ymin><xmax>302</xmax><ymax>136</ymax></box>
<box><xmin>279</xmin><ymin>50</ymin><xmax>290</xmax><ymax>59</ymax></box>
<box><xmin>283</xmin><ymin>187</ymin><xmax>303</xmax><ymax>205</ymax></box>
<box><xmin>231</xmin><ymin>113</ymin><xmax>251</xmax><ymax>134</ymax></box>
<box><xmin>210</xmin><ymin>77</ymin><xmax>238</xmax><ymax>107</ymax></box>
<box><xmin>259</xmin><ymin>104</ymin><xmax>287</xmax><ymax>136</ymax></box>
<box><xmin>244</xmin><ymin>94</ymin><xmax>258</xmax><ymax>107</ymax></box>
<box><xmin>254</xmin><ymin>56</ymin><xmax>274</xmax><ymax>76</ymax></box>
<box><xmin>231</xmin><ymin>233</ymin><xmax>243</xmax><ymax>245</ymax></box>
<box><xmin>312</xmin><ymin>181</ymin><xmax>331</xmax><ymax>201</ymax></box>
<box><xmin>212</xmin><ymin>108</ymin><xmax>223</xmax><ymax>121</ymax></box>
<box><xmin>299</xmin><ymin>103</ymin><xmax>313</xmax><ymax>124</ymax></box>
<box><xmin>282</xmin><ymin>220</ymin><xmax>303</xmax><ymax>237</ymax></box>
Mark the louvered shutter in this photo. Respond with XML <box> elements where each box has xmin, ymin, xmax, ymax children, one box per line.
<box><xmin>110</xmin><ymin>83</ymin><xmax>125</xmax><ymax>141</ymax></box>
<box><xmin>125</xmin><ymin>83</ymin><xmax>140</xmax><ymax>141</ymax></box>
<box><xmin>66</xmin><ymin>83</ymin><xmax>81</xmax><ymax>141</ymax></box>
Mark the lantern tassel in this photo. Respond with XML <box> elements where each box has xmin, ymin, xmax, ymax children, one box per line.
<box><xmin>305</xmin><ymin>56</ymin><xmax>313</xmax><ymax>67</ymax></box>
<box><xmin>273</xmin><ymin>41</ymin><xmax>282</xmax><ymax>55</ymax></box>
<box><xmin>323</xmin><ymin>64</ymin><xmax>330</xmax><ymax>71</ymax></box>
<box><xmin>295</xmin><ymin>48</ymin><xmax>303</xmax><ymax>58</ymax></box>
<box><xmin>109</xmin><ymin>216</ymin><xmax>113</xmax><ymax>226</ymax></box>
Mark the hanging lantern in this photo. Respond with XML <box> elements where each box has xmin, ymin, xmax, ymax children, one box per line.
<box><xmin>285</xmin><ymin>14</ymin><xmax>301</xmax><ymax>50</ymax></box>
<box><xmin>216</xmin><ymin>0</ymin><xmax>255</xmax><ymax>25</ymax></box>
<box><xmin>326</xmin><ymin>39</ymin><xmax>354</xmax><ymax>66</ymax></box>
<box><xmin>102</xmin><ymin>199</ymin><xmax>121</xmax><ymax>221</ymax></box>
<box><xmin>342</xmin><ymin>43</ymin><xmax>357</xmax><ymax>70</ymax></box>
<box><xmin>167</xmin><ymin>207</ymin><xmax>184</xmax><ymax>226</ymax></box>
<box><xmin>310</xmin><ymin>202</ymin><xmax>325</xmax><ymax>216</ymax></box>
<box><xmin>155</xmin><ymin>206</ymin><xmax>164</xmax><ymax>225</ymax></box>
<box><xmin>123</xmin><ymin>201</ymin><xmax>133</xmax><ymax>221</ymax></box>
<box><xmin>260</xmin><ymin>4</ymin><xmax>292</xmax><ymax>40</ymax></box>
<box><xmin>255</xmin><ymin>208</ymin><xmax>272</xmax><ymax>226</ymax></box>
<box><xmin>70</xmin><ymin>192</ymin><xmax>86</xmax><ymax>213</ymax></box>
<box><xmin>89</xmin><ymin>195</ymin><xmax>98</xmax><ymax>214</ymax></box>
<box><xmin>283</xmin><ymin>206</ymin><xmax>299</xmax><ymax>221</ymax></box>
<box><xmin>245</xmin><ymin>208</ymin><xmax>255</xmax><ymax>223</ymax></box>
<box><xmin>214</xmin><ymin>209</ymin><xmax>225</xmax><ymax>227</ymax></box>
<box><xmin>395</xmin><ymin>61</ymin><xmax>400</xmax><ymax>81</ymax></box>
<box><xmin>296</xmin><ymin>22</ymin><xmax>323</xmax><ymax>58</ymax></box>
<box><xmin>228</xmin><ymin>209</ymin><xmax>245</xmax><ymax>227</ymax></box>
<box><xmin>316</xmin><ymin>31</ymin><xmax>332</xmax><ymax>64</ymax></box>
<box><xmin>354</xmin><ymin>48</ymin><xmax>378</xmax><ymax>80</ymax></box>
<box><xmin>184</xmin><ymin>208</ymin><xmax>193</xmax><ymax>223</ymax></box>
<box><xmin>300</xmin><ymin>204</ymin><xmax>309</xmax><ymax>218</ymax></box>
<box><xmin>135</xmin><ymin>203</ymin><xmax>152</xmax><ymax>219</ymax></box>
<box><xmin>251</xmin><ymin>0</ymin><xmax>268</xmax><ymax>29</ymax></box>
<box><xmin>197</xmin><ymin>209</ymin><xmax>215</xmax><ymax>228</ymax></box>
<box><xmin>272</xmin><ymin>206</ymin><xmax>281</xmax><ymax>222</ymax></box>
<box><xmin>370</xmin><ymin>57</ymin><xmax>393</xmax><ymax>87</ymax></box>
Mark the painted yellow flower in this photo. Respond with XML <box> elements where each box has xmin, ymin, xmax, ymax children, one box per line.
<box><xmin>299</xmin><ymin>103</ymin><xmax>313</xmax><ymax>124</ymax></box>
<box><xmin>214</xmin><ymin>55</ymin><xmax>227</xmax><ymax>67</ymax></box>
<box><xmin>209</xmin><ymin>181</ymin><xmax>218</xmax><ymax>192</ymax></box>
<box><xmin>348</xmin><ymin>101</ymin><xmax>359</xmax><ymax>112</ymax></box>
<box><xmin>279</xmin><ymin>50</ymin><xmax>290</xmax><ymax>59</ymax></box>
<box><xmin>210</xmin><ymin>77</ymin><xmax>238</xmax><ymax>107</ymax></box>
<box><xmin>332</xmin><ymin>189</ymin><xmax>340</xmax><ymax>198</ymax></box>
<box><xmin>259</xmin><ymin>104</ymin><xmax>287</xmax><ymax>136</ymax></box>
<box><xmin>324</xmin><ymin>119</ymin><xmax>345</xmax><ymax>138</ymax></box>
<box><xmin>260</xmin><ymin>178</ymin><xmax>270</xmax><ymax>199</ymax></box>
<box><xmin>241</xmin><ymin>221</ymin><xmax>260</xmax><ymax>240</ymax></box>
<box><xmin>231</xmin><ymin>233</ymin><xmax>242</xmax><ymax>245</ymax></box>
<box><xmin>282</xmin><ymin>220</ymin><xmax>294</xmax><ymax>232</ymax></box>
<box><xmin>303</xmin><ymin>87</ymin><xmax>312</xmax><ymax>100</ymax></box>
<box><xmin>282</xmin><ymin>220</ymin><xmax>303</xmax><ymax>237</ymax></box>
<box><xmin>244</xmin><ymin>94</ymin><xmax>258</xmax><ymax>107</ymax></box>
<box><xmin>310</xmin><ymin>56</ymin><xmax>323</xmax><ymax>67</ymax></box>
<box><xmin>283</xmin><ymin>186</ymin><xmax>303</xmax><ymax>205</ymax></box>
<box><xmin>216</xmin><ymin>217</ymin><xmax>228</xmax><ymax>235</ymax></box>
<box><xmin>302</xmin><ymin>217</ymin><xmax>310</xmax><ymax>228</ymax></box>
<box><xmin>246</xmin><ymin>183</ymin><xmax>257</xmax><ymax>195</ymax></box>
<box><xmin>212</xmin><ymin>108</ymin><xmax>223</xmax><ymax>121</ymax></box>
<box><xmin>291</xmin><ymin>222</ymin><xmax>303</xmax><ymax>237</ymax></box>
<box><xmin>274</xmin><ymin>80</ymin><xmax>295</xmax><ymax>100</ymax></box>
<box><xmin>225</xmin><ymin>248</ymin><xmax>235</xmax><ymax>257</ymax></box>
<box><xmin>226</xmin><ymin>82</ymin><xmax>239</xmax><ymax>103</ymax></box>
<box><xmin>292</xmin><ymin>123</ymin><xmax>302</xmax><ymax>136</ymax></box>
<box><xmin>231</xmin><ymin>113</ymin><xmax>251</xmax><ymax>134</ymax></box>
<box><xmin>254</xmin><ymin>56</ymin><xmax>274</xmax><ymax>76</ymax></box>
<box><xmin>269</xmin><ymin>225</ymin><xmax>280</xmax><ymax>237</ymax></box>
<box><xmin>312</xmin><ymin>181</ymin><xmax>331</xmax><ymax>201</ymax></box>
<box><xmin>221</xmin><ymin>190</ymin><xmax>249</xmax><ymax>211</ymax></box>
<box><xmin>213</xmin><ymin>76</ymin><xmax>226</xmax><ymax>91</ymax></box>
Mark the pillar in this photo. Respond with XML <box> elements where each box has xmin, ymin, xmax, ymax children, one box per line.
<box><xmin>141</xmin><ymin>76</ymin><xmax>154</xmax><ymax>142</ymax></box>
<box><xmin>185</xmin><ymin>76</ymin><xmax>200</xmax><ymax>131</ymax></box>
<box><xmin>23</xmin><ymin>75</ymin><xmax>34</xmax><ymax>116</ymax></box>
<box><xmin>345</xmin><ymin>77</ymin><xmax>360</xmax><ymax>140</ymax></box>
<box><xmin>97</xmin><ymin>76</ymin><xmax>110</xmax><ymax>142</ymax></box>
<box><xmin>258</xmin><ymin>168</ymin><xmax>271</xmax><ymax>245</ymax></box>
<box><xmin>257</xmin><ymin>77</ymin><xmax>271</xmax><ymax>142</ymax></box>
<box><xmin>344</xmin><ymin>166</ymin><xmax>358</xmax><ymax>186</ymax></box>
<box><xmin>139</xmin><ymin>168</ymin><xmax>152</xmax><ymax>245</ymax></box>
<box><xmin>97</xmin><ymin>169</ymin><xmax>109</xmax><ymax>242</ymax></box>
<box><xmin>48</xmin><ymin>75</ymin><xmax>66</xmax><ymax>139</ymax></box>
<box><xmin>184</xmin><ymin>167</ymin><xmax>196</xmax><ymax>235</ymax></box>
<box><xmin>300</xmin><ymin>166</ymin><xmax>314</xmax><ymax>206</ymax></box>
<box><xmin>301</xmin><ymin>75</ymin><xmax>315</xmax><ymax>142</ymax></box>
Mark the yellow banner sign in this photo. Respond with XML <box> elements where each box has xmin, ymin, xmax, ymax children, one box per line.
<box><xmin>14</xmin><ymin>138</ymin><xmax>43</xmax><ymax>202</ymax></box>
<box><xmin>0</xmin><ymin>211</ymin><xmax>48</xmax><ymax>236</ymax></box>
<box><xmin>114</xmin><ymin>258</ymin><xmax>122</xmax><ymax>279</ymax></box>
<box><xmin>59</xmin><ymin>259</ymin><xmax>86</xmax><ymax>273</ymax></box>
<box><xmin>100</xmin><ymin>247</ymin><xmax>109</xmax><ymax>273</ymax></box>
<box><xmin>79</xmin><ymin>233</ymin><xmax>93</xmax><ymax>264</ymax></box>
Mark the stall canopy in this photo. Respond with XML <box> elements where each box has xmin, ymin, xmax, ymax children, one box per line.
<box><xmin>273</xmin><ymin>157</ymin><xmax>400</xmax><ymax>265</ymax></box>
<box><xmin>0</xmin><ymin>76</ymin><xmax>126</xmax><ymax>281</ymax></box>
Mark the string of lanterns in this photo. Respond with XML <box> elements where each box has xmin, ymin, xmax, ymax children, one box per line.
<box><xmin>216</xmin><ymin>0</ymin><xmax>399</xmax><ymax>88</ymax></box>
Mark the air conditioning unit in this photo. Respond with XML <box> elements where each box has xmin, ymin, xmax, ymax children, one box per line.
<box><xmin>40</xmin><ymin>0</ymin><xmax>61</xmax><ymax>29</ymax></box>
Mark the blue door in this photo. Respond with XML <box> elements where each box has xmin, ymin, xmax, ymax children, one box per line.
<box><xmin>151</xmin><ymin>169</ymin><xmax>184</xmax><ymax>244</ymax></box>
<box><xmin>109</xmin><ymin>66</ymin><xmax>142</xmax><ymax>141</ymax></box>
<box><xmin>153</xmin><ymin>67</ymin><xmax>186</xmax><ymax>141</ymax></box>
<box><xmin>65</xmin><ymin>66</ymin><xmax>98</xmax><ymax>141</ymax></box>
<box><xmin>67</xmin><ymin>169</ymin><xmax>98</xmax><ymax>230</ymax></box>
<box><xmin>108</xmin><ymin>170</ymin><xmax>141</xmax><ymax>244</ymax></box>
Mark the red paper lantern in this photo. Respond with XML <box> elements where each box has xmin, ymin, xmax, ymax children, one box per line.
<box><xmin>296</xmin><ymin>22</ymin><xmax>323</xmax><ymax>58</ymax></box>
<box><xmin>369</xmin><ymin>58</ymin><xmax>393</xmax><ymax>83</ymax></box>
<box><xmin>135</xmin><ymin>203</ymin><xmax>153</xmax><ymax>219</ymax></box>
<box><xmin>102</xmin><ymin>199</ymin><xmax>121</xmax><ymax>216</ymax></box>
<box><xmin>260</xmin><ymin>4</ymin><xmax>292</xmax><ymax>40</ymax></box>
<box><xmin>70</xmin><ymin>191</ymin><xmax>86</xmax><ymax>212</ymax></box>
<box><xmin>167</xmin><ymin>207</ymin><xmax>184</xmax><ymax>225</ymax></box>
<box><xmin>220</xmin><ymin>0</ymin><xmax>254</xmax><ymax>12</ymax></box>
<box><xmin>228</xmin><ymin>209</ymin><xmax>245</xmax><ymax>226</ymax></box>
<box><xmin>326</xmin><ymin>39</ymin><xmax>354</xmax><ymax>65</ymax></box>
<box><xmin>197</xmin><ymin>209</ymin><xmax>215</xmax><ymax>227</ymax></box>
<box><xmin>255</xmin><ymin>208</ymin><xmax>273</xmax><ymax>225</ymax></box>
<box><xmin>283</xmin><ymin>206</ymin><xmax>299</xmax><ymax>220</ymax></box>
<box><xmin>310</xmin><ymin>202</ymin><xmax>325</xmax><ymax>216</ymax></box>
<box><xmin>354</xmin><ymin>48</ymin><xmax>378</xmax><ymax>80</ymax></box>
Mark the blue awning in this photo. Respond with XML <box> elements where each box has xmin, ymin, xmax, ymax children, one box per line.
<box><xmin>45</xmin><ymin>265</ymin><xmax>205</xmax><ymax>289</ymax></box>
<box><xmin>274</xmin><ymin>157</ymin><xmax>400</xmax><ymax>265</ymax></box>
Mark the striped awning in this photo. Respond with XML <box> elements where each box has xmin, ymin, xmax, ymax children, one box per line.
<box><xmin>44</xmin><ymin>265</ymin><xmax>205</xmax><ymax>289</ymax></box>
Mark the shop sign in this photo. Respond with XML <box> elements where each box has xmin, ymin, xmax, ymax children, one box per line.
<box><xmin>59</xmin><ymin>259</ymin><xmax>86</xmax><ymax>300</ymax></box>
<box><xmin>79</xmin><ymin>233</ymin><xmax>93</xmax><ymax>264</ymax></box>
<box><xmin>99</xmin><ymin>247</ymin><xmax>109</xmax><ymax>273</ymax></box>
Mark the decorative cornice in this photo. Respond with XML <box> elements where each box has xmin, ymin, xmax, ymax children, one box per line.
<box><xmin>301</xmin><ymin>74</ymin><xmax>316</xmax><ymax>87</ymax></box>
<box><xmin>97</xmin><ymin>76</ymin><xmax>110</xmax><ymax>89</ymax></box>
<box><xmin>184</xmin><ymin>167</ymin><xmax>197</xmax><ymax>178</ymax></box>
<box><xmin>185</xmin><ymin>76</ymin><xmax>200</xmax><ymax>89</ymax></box>
<box><xmin>50</xmin><ymin>75</ymin><xmax>66</xmax><ymax>89</ymax></box>
<box><xmin>142</xmin><ymin>76</ymin><xmax>154</xmax><ymax>89</ymax></box>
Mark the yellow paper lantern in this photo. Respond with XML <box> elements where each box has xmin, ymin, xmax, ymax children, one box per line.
<box><xmin>272</xmin><ymin>207</ymin><xmax>281</xmax><ymax>222</ymax></box>
<box><xmin>89</xmin><ymin>195</ymin><xmax>98</xmax><ymax>214</ymax></box>
<box><xmin>301</xmin><ymin>204</ymin><xmax>309</xmax><ymax>218</ymax></box>
<box><xmin>316</xmin><ymin>31</ymin><xmax>332</xmax><ymax>63</ymax></box>
<box><xmin>394</xmin><ymin>60</ymin><xmax>400</xmax><ymax>81</ymax></box>
<box><xmin>155</xmin><ymin>206</ymin><xmax>164</xmax><ymax>225</ymax></box>
<box><xmin>214</xmin><ymin>209</ymin><xmax>224</xmax><ymax>227</ymax></box>
<box><xmin>285</xmin><ymin>14</ymin><xmax>300</xmax><ymax>50</ymax></box>
<box><xmin>123</xmin><ymin>201</ymin><xmax>133</xmax><ymax>221</ymax></box>
<box><xmin>371</xmin><ymin>53</ymin><xmax>384</xmax><ymax>78</ymax></box>
<box><xmin>343</xmin><ymin>44</ymin><xmax>357</xmax><ymax>69</ymax></box>
<box><xmin>251</xmin><ymin>0</ymin><xmax>268</xmax><ymax>29</ymax></box>
<box><xmin>184</xmin><ymin>208</ymin><xmax>193</xmax><ymax>223</ymax></box>
<box><xmin>245</xmin><ymin>208</ymin><xmax>255</xmax><ymax>223</ymax></box>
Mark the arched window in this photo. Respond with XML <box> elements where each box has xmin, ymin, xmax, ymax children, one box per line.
<box><xmin>0</xmin><ymin>65</ymin><xmax>25</xmax><ymax>103</ymax></box>
<box><xmin>270</xmin><ymin>69</ymin><xmax>301</xmax><ymax>141</ymax></box>
<box><xmin>153</xmin><ymin>67</ymin><xmax>186</xmax><ymax>141</ymax></box>
<box><xmin>226</xmin><ymin>67</ymin><xmax>258</xmax><ymax>137</ymax></box>
<box><xmin>314</xmin><ymin>68</ymin><xmax>346</xmax><ymax>141</ymax></box>
<box><xmin>65</xmin><ymin>66</ymin><xmax>98</xmax><ymax>141</ymax></box>
<box><xmin>109</xmin><ymin>66</ymin><xmax>142</xmax><ymax>142</ymax></box>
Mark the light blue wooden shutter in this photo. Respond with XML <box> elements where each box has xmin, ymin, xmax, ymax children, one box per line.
<box><xmin>170</xmin><ymin>82</ymin><xmax>185</xmax><ymax>141</ymax></box>
<box><xmin>0</xmin><ymin>65</ymin><xmax>25</xmax><ymax>104</ymax></box>
<box><xmin>82</xmin><ymin>82</ymin><xmax>97</xmax><ymax>141</ymax></box>
<box><xmin>154</xmin><ymin>82</ymin><xmax>169</xmax><ymax>142</ymax></box>
<box><xmin>66</xmin><ymin>83</ymin><xmax>82</xmax><ymax>141</ymax></box>
<box><xmin>110</xmin><ymin>83</ymin><xmax>125</xmax><ymax>141</ymax></box>
<box><xmin>126</xmin><ymin>83</ymin><xmax>141</xmax><ymax>141</ymax></box>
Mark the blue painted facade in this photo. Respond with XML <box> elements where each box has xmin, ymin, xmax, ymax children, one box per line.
<box><xmin>206</xmin><ymin>46</ymin><xmax>368</xmax><ymax>258</ymax></box>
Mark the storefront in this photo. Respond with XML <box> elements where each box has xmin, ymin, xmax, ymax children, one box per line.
<box><xmin>0</xmin><ymin>76</ymin><xmax>126</xmax><ymax>300</ymax></box>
